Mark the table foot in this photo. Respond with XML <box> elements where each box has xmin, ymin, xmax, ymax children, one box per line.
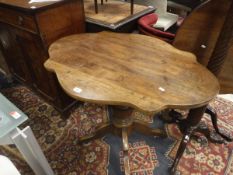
<box><xmin>133</xmin><ymin>120</ymin><xmax>167</xmax><ymax>137</ymax></box>
<box><xmin>206</xmin><ymin>106</ymin><xmax>233</xmax><ymax>142</ymax></box>
<box><xmin>162</xmin><ymin>107</ymin><xmax>233</xmax><ymax>143</ymax></box>
<box><xmin>122</xmin><ymin>127</ymin><xmax>130</xmax><ymax>175</ymax></box>
<box><xmin>78</xmin><ymin>122</ymin><xmax>112</xmax><ymax>143</ymax></box>
<box><xmin>193</xmin><ymin>121</ymin><xmax>225</xmax><ymax>144</ymax></box>
<box><xmin>94</xmin><ymin>0</ymin><xmax>98</xmax><ymax>13</ymax></box>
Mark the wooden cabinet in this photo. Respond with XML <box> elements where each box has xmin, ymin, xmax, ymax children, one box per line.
<box><xmin>0</xmin><ymin>0</ymin><xmax>85</xmax><ymax>112</ymax></box>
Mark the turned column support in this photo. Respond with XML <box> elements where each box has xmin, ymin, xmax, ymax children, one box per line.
<box><xmin>110</xmin><ymin>106</ymin><xmax>134</xmax><ymax>128</ymax></box>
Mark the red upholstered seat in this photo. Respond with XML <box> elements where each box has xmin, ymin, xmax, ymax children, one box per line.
<box><xmin>138</xmin><ymin>13</ymin><xmax>175</xmax><ymax>43</ymax></box>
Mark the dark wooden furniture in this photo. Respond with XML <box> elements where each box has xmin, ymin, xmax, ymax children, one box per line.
<box><xmin>84</xmin><ymin>0</ymin><xmax>155</xmax><ymax>33</ymax></box>
<box><xmin>173</xmin><ymin>0</ymin><xmax>231</xmax><ymax>66</ymax></box>
<box><xmin>44</xmin><ymin>32</ymin><xmax>219</xmax><ymax>175</ymax></box>
<box><xmin>219</xmin><ymin>44</ymin><xmax>233</xmax><ymax>93</ymax></box>
<box><xmin>214</xmin><ymin>0</ymin><xmax>233</xmax><ymax>93</ymax></box>
<box><xmin>0</xmin><ymin>0</ymin><xmax>85</xmax><ymax>112</ymax></box>
<box><xmin>166</xmin><ymin>0</ymin><xmax>233</xmax><ymax>143</ymax></box>
<box><xmin>172</xmin><ymin>0</ymin><xmax>233</xmax><ymax>94</ymax></box>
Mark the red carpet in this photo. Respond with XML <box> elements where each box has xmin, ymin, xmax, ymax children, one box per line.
<box><xmin>0</xmin><ymin>86</ymin><xmax>233</xmax><ymax>174</ymax></box>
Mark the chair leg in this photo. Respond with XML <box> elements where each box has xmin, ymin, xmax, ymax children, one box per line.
<box><xmin>94</xmin><ymin>0</ymin><xmax>98</xmax><ymax>13</ymax></box>
<box><xmin>130</xmin><ymin>0</ymin><xmax>134</xmax><ymax>15</ymax></box>
<box><xmin>101</xmin><ymin>0</ymin><xmax>103</xmax><ymax>5</ymax></box>
<box><xmin>171</xmin><ymin>106</ymin><xmax>207</xmax><ymax>174</ymax></box>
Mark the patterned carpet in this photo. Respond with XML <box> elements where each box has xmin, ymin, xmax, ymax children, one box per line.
<box><xmin>0</xmin><ymin>86</ymin><xmax>233</xmax><ymax>175</ymax></box>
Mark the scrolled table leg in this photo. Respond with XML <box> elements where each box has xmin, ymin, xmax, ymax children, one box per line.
<box><xmin>206</xmin><ymin>106</ymin><xmax>233</xmax><ymax>142</ymax></box>
<box><xmin>163</xmin><ymin>106</ymin><xmax>232</xmax><ymax>143</ymax></box>
<box><xmin>171</xmin><ymin>105</ymin><xmax>207</xmax><ymax>174</ymax></box>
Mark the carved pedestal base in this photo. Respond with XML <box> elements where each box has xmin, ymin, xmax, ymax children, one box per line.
<box><xmin>78</xmin><ymin>106</ymin><xmax>166</xmax><ymax>175</ymax></box>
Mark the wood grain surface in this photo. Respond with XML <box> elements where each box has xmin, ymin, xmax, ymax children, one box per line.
<box><xmin>45</xmin><ymin>32</ymin><xmax>219</xmax><ymax>113</ymax></box>
<box><xmin>0</xmin><ymin>0</ymin><xmax>72</xmax><ymax>11</ymax></box>
<box><xmin>84</xmin><ymin>0</ymin><xmax>149</xmax><ymax>24</ymax></box>
<box><xmin>0</xmin><ymin>0</ymin><xmax>85</xmax><ymax>112</ymax></box>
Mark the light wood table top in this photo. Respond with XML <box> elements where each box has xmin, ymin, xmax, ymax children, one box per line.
<box><xmin>44</xmin><ymin>32</ymin><xmax>219</xmax><ymax>113</ymax></box>
<box><xmin>0</xmin><ymin>0</ymin><xmax>68</xmax><ymax>11</ymax></box>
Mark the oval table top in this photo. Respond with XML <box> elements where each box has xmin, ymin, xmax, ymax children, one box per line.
<box><xmin>44</xmin><ymin>32</ymin><xmax>219</xmax><ymax>113</ymax></box>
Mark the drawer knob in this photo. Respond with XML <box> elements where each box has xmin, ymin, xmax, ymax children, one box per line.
<box><xmin>18</xmin><ymin>16</ymin><xmax>24</xmax><ymax>25</ymax></box>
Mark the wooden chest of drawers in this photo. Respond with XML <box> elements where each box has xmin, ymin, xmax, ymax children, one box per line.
<box><xmin>0</xmin><ymin>0</ymin><xmax>85</xmax><ymax>112</ymax></box>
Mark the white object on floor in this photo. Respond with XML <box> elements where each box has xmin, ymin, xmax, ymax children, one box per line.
<box><xmin>218</xmin><ymin>94</ymin><xmax>233</xmax><ymax>102</ymax></box>
<box><xmin>0</xmin><ymin>155</ymin><xmax>21</xmax><ymax>175</ymax></box>
<box><xmin>0</xmin><ymin>127</ymin><xmax>54</xmax><ymax>175</ymax></box>
<box><xmin>134</xmin><ymin>0</ymin><xmax>179</xmax><ymax>31</ymax></box>
<box><xmin>153</xmin><ymin>13</ymin><xmax>178</xmax><ymax>31</ymax></box>
<box><xmin>0</xmin><ymin>93</ymin><xmax>54</xmax><ymax>175</ymax></box>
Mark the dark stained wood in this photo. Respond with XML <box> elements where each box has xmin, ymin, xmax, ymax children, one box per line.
<box><xmin>36</xmin><ymin>0</ymin><xmax>85</xmax><ymax>47</ymax></box>
<box><xmin>0</xmin><ymin>0</ymin><xmax>85</xmax><ymax>112</ymax></box>
<box><xmin>219</xmin><ymin>43</ymin><xmax>233</xmax><ymax>93</ymax></box>
<box><xmin>0</xmin><ymin>7</ymin><xmax>38</xmax><ymax>33</ymax></box>
<box><xmin>171</xmin><ymin>105</ymin><xmax>207</xmax><ymax>174</ymax></box>
<box><xmin>0</xmin><ymin>0</ymin><xmax>59</xmax><ymax>9</ymax></box>
<box><xmin>171</xmin><ymin>0</ymin><xmax>233</xmax><ymax>92</ymax></box>
<box><xmin>173</xmin><ymin>0</ymin><xmax>231</xmax><ymax>66</ymax></box>
<box><xmin>168</xmin><ymin>0</ymin><xmax>233</xmax><ymax>144</ymax></box>
<box><xmin>205</xmin><ymin>0</ymin><xmax>233</xmax><ymax>93</ymax></box>
<box><xmin>0</xmin><ymin>51</ymin><xmax>9</xmax><ymax>74</ymax></box>
<box><xmin>0</xmin><ymin>0</ymin><xmax>77</xmax><ymax>12</ymax></box>
<box><xmin>45</xmin><ymin>32</ymin><xmax>219</xmax><ymax>113</ymax></box>
<box><xmin>207</xmin><ymin>0</ymin><xmax>233</xmax><ymax>76</ymax></box>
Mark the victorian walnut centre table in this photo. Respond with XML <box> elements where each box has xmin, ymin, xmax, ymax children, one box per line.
<box><xmin>44</xmin><ymin>32</ymin><xmax>219</xmax><ymax>174</ymax></box>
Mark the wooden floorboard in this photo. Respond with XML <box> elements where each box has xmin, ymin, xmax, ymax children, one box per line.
<box><xmin>84</xmin><ymin>0</ymin><xmax>151</xmax><ymax>24</ymax></box>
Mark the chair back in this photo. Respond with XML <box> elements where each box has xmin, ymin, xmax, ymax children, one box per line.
<box><xmin>173</xmin><ymin>0</ymin><xmax>232</xmax><ymax>66</ymax></box>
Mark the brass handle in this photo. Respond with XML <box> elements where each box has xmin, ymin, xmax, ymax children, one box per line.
<box><xmin>18</xmin><ymin>16</ymin><xmax>24</xmax><ymax>25</ymax></box>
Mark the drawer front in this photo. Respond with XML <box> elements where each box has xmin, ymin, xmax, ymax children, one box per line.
<box><xmin>0</xmin><ymin>7</ymin><xmax>37</xmax><ymax>33</ymax></box>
